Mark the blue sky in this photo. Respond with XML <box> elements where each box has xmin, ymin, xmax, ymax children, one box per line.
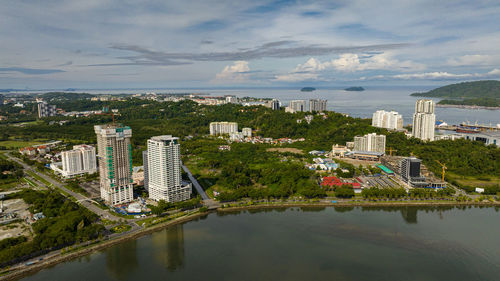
<box><xmin>1</xmin><ymin>0</ymin><xmax>500</xmax><ymax>89</ymax></box>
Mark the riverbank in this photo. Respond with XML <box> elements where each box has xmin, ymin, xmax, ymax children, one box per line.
<box><xmin>0</xmin><ymin>211</ymin><xmax>209</xmax><ymax>281</ymax></box>
<box><xmin>3</xmin><ymin>200</ymin><xmax>500</xmax><ymax>280</ymax></box>
<box><xmin>436</xmin><ymin>104</ymin><xmax>500</xmax><ymax>110</ymax></box>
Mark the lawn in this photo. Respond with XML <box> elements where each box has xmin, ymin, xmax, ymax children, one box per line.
<box><xmin>0</xmin><ymin>140</ymin><xmax>44</xmax><ymax>149</ymax></box>
<box><xmin>26</xmin><ymin>171</ymin><xmax>52</xmax><ymax>186</ymax></box>
<box><xmin>448</xmin><ymin>172</ymin><xmax>500</xmax><ymax>188</ymax></box>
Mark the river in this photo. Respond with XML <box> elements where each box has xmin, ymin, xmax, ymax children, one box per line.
<box><xmin>21</xmin><ymin>206</ymin><xmax>500</xmax><ymax>281</ymax></box>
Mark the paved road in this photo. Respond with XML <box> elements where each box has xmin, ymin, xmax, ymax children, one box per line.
<box><xmin>182</xmin><ymin>164</ymin><xmax>209</xmax><ymax>200</ymax></box>
<box><xmin>6</xmin><ymin>153</ymin><xmax>122</xmax><ymax>221</ymax></box>
<box><xmin>181</xmin><ymin>164</ymin><xmax>220</xmax><ymax>209</ymax></box>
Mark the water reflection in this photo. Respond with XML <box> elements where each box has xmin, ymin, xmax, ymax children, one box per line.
<box><xmin>105</xmin><ymin>240</ymin><xmax>138</xmax><ymax>280</ymax></box>
<box><xmin>152</xmin><ymin>224</ymin><xmax>185</xmax><ymax>272</ymax></box>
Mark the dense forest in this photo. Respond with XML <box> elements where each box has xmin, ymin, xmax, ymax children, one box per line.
<box><xmin>411</xmin><ymin>80</ymin><xmax>500</xmax><ymax>98</ymax></box>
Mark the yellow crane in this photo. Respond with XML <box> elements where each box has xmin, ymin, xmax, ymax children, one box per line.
<box><xmin>386</xmin><ymin>147</ymin><xmax>398</xmax><ymax>156</ymax></box>
<box><xmin>435</xmin><ymin>160</ymin><xmax>447</xmax><ymax>182</ymax></box>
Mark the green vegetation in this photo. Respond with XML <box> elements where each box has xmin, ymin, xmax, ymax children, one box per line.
<box><xmin>150</xmin><ymin>198</ymin><xmax>202</xmax><ymax>215</ymax></box>
<box><xmin>110</xmin><ymin>224</ymin><xmax>131</xmax><ymax>234</ymax></box>
<box><xmin>65</xmin><ymin>179</ymin><xmax>89</xmax><ymax>195</ymax></box>
<box><xmin>0</xmin><ymin>190</ymin><xmax>104</xmax><ymax>266</ymax></box>
<box><xmin>0</xmin><ymin>157</ymin><xmax>24</xmax><ymax>190</ymax></box>
<box><xmin>437</xmin><ymin>97</ymin><xmax>500</xmax><ymax>107</ymax></box>
<box><xmin>25</xmin><ymin>170</ymin><xmax>51</xmax><ymax>187</ymax></box>
<box><xmin>344</xmin><ymin>86</ymin><xmax>365</xmax><ymax>91</ymax></box>
<box><xmin>1</xmin><ymin>98</ymin><xmax>498</xmax><ymax>192</ymax></box>
<box><xmin>411</xmin><ymin>80</ymin><xmax>500</xmax><ymax>98</ymax></box>
<box><xmin>361</xmin><ymin>187</ymin><xmax>455</xmax><ymax>199</ymax></box>
<box><xmin>39</xmin><ymin>92</ymin><xmax>95</xmax><ymax>101</ymax></box>
<box><xmin>0</xmin><ymin>140</ymin><xmax>44</xmax><ymax>149</ymax></box>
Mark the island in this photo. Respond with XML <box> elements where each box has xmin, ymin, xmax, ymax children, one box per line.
<box><xmin>344</xmin><ymin>86</ymin><xmax>365</xmax><ymax>91</ymax></box>
<box><xmin>411</xmin><ymin>80</ymin><xmax>500</xmax><ymax>108</ymax></box>
<box><xmin>300</xmin><ymin>87</ymin><xmax>316</xmax><ymax>92</ymax></box>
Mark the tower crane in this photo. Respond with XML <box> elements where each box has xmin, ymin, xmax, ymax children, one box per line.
<box><xmin>435</xmin><ymin>160</ymin><xmax>447</xmax><ymax>182</ymax></box>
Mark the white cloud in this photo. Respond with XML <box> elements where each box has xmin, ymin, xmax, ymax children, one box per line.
<box><xmin>213</xmin><ymin>61</ymin><xmax>250</xmax><ymax>82</ymax></box>
<box><xmin>387</xmin><ymin>68</ymin><xmax>500</xmax><ymax>80</ymax></box>
<box><xmin>447</xmin><ymin>54</ymin><xmax>499</xmax><ymax>66</ymax></box>
<box><xmin>275</xmin><ymin>53</ymin><xmax>425</xmax><ymax>82</ymax></box>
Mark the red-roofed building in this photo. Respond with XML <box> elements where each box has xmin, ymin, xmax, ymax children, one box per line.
<box><xmin>321</xmin><ymin>177</ymin><xmax>361</xmax><ymax>189</ymax></box>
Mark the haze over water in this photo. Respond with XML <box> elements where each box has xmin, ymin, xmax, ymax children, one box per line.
<box><xmin>21</xmin><ymin>207</ymin><xmax>500</xmax><ymax>281</ymax></box>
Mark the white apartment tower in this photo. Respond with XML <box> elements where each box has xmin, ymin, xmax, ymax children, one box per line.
<box><xmin>146</xmin><ymin>135</ymin><xmax>192</xmax><ymax>203</ymax></box>
<box><xmin>209</xmin><ymin>122</ymin><xmax>238</xmax><ymax>135</ymax></box>
<box><xmin>354</xmin><ymin>133</ymin><xmax>386</xmax><ymax>153</ymax></box>
<box><xmin>309</xmin><ymin>99</ymin><xmax>327</xmax><ymax>112</ymax></box>
<box><xmin>288</xmin><ymin>100</ymin><xmax>307</xmax><ymax>112</ymax></box>
<box><xmin>37</xmin><ymin>102</ymin><xmax>57</xmax><ymax>118</ymax></box>
<box><xmin>372</xmin><ymin>110</ymin><xmax>404</xmax><ymax>130</ymax></box>
<box><xmin>412</xmin><ymin>99</ymin><xmax>436</xmax><ymax>141</ymax></box>
<box><xmin>94</xmin><ymin>124</ymin><xmax>134</xmax><ymax>205</ymax></box>
<box><xmin>61</xmin><ymin>145</ymin><xmax>97</xmax><ymax>178</ymax></box>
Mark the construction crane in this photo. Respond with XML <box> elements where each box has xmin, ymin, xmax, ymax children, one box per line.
<box><xmin>101</xmin><ymin>106</ymin><xmax>117</xmax><ymax>124</ymax></box>
<box><xmin>386</xmin><ymin>147</ymin><xmax>398</xmax><ymax>156</ymax></box>
<box><xmin>435</xmin><ymin>160</ymin><xmax>447</xmax><ymax>182</ymax></box>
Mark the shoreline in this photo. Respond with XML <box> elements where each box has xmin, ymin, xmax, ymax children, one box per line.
<box><xmin>2</xmin><ymin>201</ymin><xmax>500</xmax><ymax>280</ymax></box>
<box><xmin>436</xmin><ymin>104</ymin><xmax>500</xmax><ymax>110</ymax></box>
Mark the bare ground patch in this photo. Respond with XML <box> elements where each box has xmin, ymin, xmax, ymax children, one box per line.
<box><xmin>267</xmin><ymin>147</ymin><xmax>304</xmax><ymax>154</ymax></box>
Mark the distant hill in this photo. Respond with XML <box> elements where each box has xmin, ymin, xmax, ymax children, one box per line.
<box><xmin>344</xmin><ymin>86</ymin><xmax>364</xmax><ymax>91</ymax></box>
<box><xmin>39</xmin><ymin>92</ymin><xmax>94</xmax><ymax>101</ymax></box>
<box><xmin>300</xmin><ymin>87</ymin><xmax>316</xmax><ymax>92</ymax></box>
<box><xmin>411</xmin><ymin>80</ymin><xmax>500</xmax><ymax>98</ymax></box>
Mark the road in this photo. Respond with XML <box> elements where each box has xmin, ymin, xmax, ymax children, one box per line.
<box><xmin>182</xmin><ymin>164</ymin><xmax>220</xmax><ymax>209</ymax></box>
<box><xmin>6</xmin><ymin>152</ymin><xmax>122</xmax><ymax>221</ymax></box>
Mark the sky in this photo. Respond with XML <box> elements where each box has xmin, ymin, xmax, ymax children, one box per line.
<box><xmin>1</xmin><ymin>0</ymin><xmax>500</xmax><ymax>89</ymax></box>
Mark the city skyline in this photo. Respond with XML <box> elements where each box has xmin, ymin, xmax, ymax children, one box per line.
<box><xmin>1</xmin><ymin>1</ymin><xmax>500</xmax><ymax>89</ymax></box>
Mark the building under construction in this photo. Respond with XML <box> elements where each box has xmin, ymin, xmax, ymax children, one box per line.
<box><xmin>381</xmin><ymin>155</ymin><xmax>446</xmax><ymax>188</ymax></box>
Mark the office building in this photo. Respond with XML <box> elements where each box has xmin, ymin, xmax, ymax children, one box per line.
<box><xmin>209</xmin><ymin>122</ymin><xmax>238</xmax><ymax>135</ymax></box>
<box><xmin>94</xmin><ymin>124</ymin><xmax>134</xmax><ymax>205</ymax></box>
<box><xmin>372</xmin><ymin>110</ymin><xmax>403</xmax><ymax>130</ymax></box>
<box><xmin>242</xmin><ymin>127</ymin><xmax>252</xmax><ymax>137</ymax></box>
<box><xmin>146</xmin><ymin>135</ymin><xmax>191</xmax><ymax>203</ymax></box>
<box><xmin>353</xmin><ymin>133</ymin><xmax>386</xmax><ymax>153</ymax></box>
<box><xmin>37</xmin><ymin>101</ymin><xmax>57</xmax><ymax>118</ymax></box>
<box><xmin>287</xmin><ymin>100</ymin><xmax>307</xmax><ymax>113</ymax></box>
<box><xmin>60</xmin><ymin>145</ymin><xmax>97</xmax><ymax>178</ymax></box>
<box><xmin>400</xmin><ymin>157</ymin><xmax>427</xmax><ymax>187</ymax></box>
<box><xmin>412</xmin><ymin>99</ymin><xmax>436</xmax><ymax>141</ymax></box>
<box><xmin>309</xmin><ymin>99</ymin><xmax>327</xmax><ymax>112</ymax></box>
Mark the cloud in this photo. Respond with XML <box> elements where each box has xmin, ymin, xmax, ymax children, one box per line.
<box><xmin>275</xmin><ymin>53</ymin><xmax>425</xmax><ymax>82</ymax></box>
<box><xmin>0</xmin><ymin>67</ymin><xmax>65</xmax><ymax>75</ymax></box>
<box><xmin>386</xmin><ymin>68</ymin><xmax>500</xmax><ymax>80</ymax></box>
<box><xmin>101</xmin><ymin>42</ymin><xmax>409</xmax><ymax>66</ymax></box>
<box><xmin>447</xmin><ymin>54</ymin><xmax>499</xmax><ymax>66</ymax></box>
<box><xmin>214</xmin><ymin>61</ymin><xmax>251</xmax><ymax>82</ymax></box>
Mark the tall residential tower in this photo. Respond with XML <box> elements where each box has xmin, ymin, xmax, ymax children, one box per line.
<box><xmin>412</xmin><ymin>99</ymin><xmax>436</xmax><ymax>141</ymax></box>
<box><xmin>94</xmin><ymin>124</ymin><xmax>134</xmax><ymax>205</ymax></box>
<box><xmin>146</xmin><ymin>135</ymin><xmax>191</xmax><ymax>203</ymax></box>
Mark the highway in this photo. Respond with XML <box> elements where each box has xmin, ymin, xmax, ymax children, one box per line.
<box><xmin>6</xmin><ymin>152</ymin><xmax>122</xmax><ymax>221</ymax></box>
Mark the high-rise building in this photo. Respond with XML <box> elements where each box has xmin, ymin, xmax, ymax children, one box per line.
<box><xmin>146</xmin><ymin>135</ymin><xmax>191</xmax><ymax>202</ymax></box>
<box><xmin>309</xmin><ymin>99</ymin><xmax>327</xmax><ymax>112</ymax></box>
<box><xmin>270</xmin><ymin>99</ymin><xmax>280</xmax><ymax>110</ymax></box>
<box><xmin>353</xmin><ymin>133</ymin><xmax>386</xmax><ymax>153</ymax></box>
<box><xmin>209</xmin><ymin>122</ymin><xmax>238</xmax><ymax>135</ymax></box>
<box><xmin>412</xmin><ymin>99</ymin><xmax>436</xmax><ymax>141</ymax></box>
<box><xmin>242</xmin><ymin>127</ymin><xmax>252</xmax><ymax>137</ymax></box>
<box><xmin>288</xmin><ymin>100</ymin><xmax>307</xmax><ymax>112</ymax></box>
<box><xmin>143</xmin><ymin>150</ymin><xmax>149</xmax><ymax>191</ymax></box>
<box><xmin>372</xmin><ymin>110</ymin><xmax>403</xmax><ymax>130</ymax></box>
<box><xmin>400</xmin><ymin>157</ymin><xmax>427</xmax><ymax>187</ymax></box>
<box><xmin>225</xmin><ymin>95</ymin><xmax>239</xmax><ymax>104</ymax></box>
<box><xmin>94</xmin><ymin>124</ymin><xmax>134</xmax><ymax>205</ymax></box>
<box><xmin>37</xmin><ymin>101</ymin><xmax>57</xmax><ymax>118</ymax></box>
<box><xmin>60</xmin><ymin>145</ymin><xmax>97</xmax><ymax>178</ymax></box>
